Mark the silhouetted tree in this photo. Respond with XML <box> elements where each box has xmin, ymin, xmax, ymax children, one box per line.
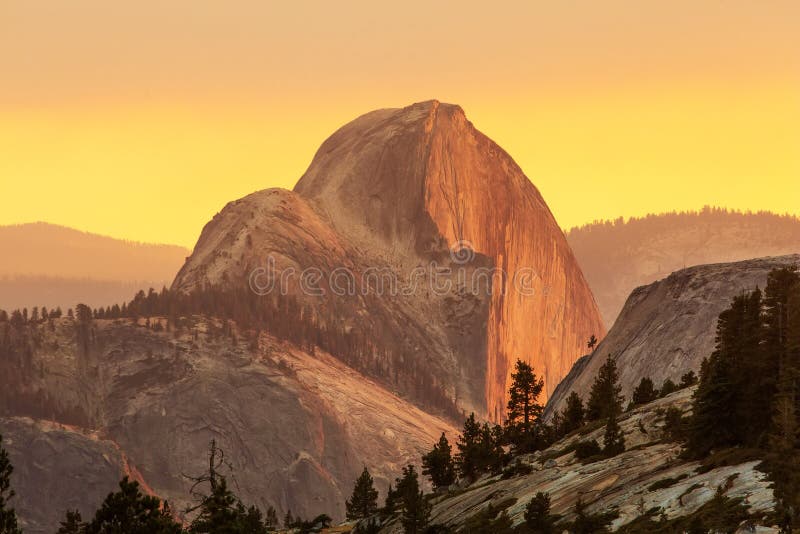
<box><xmin>85</xmin><ymin>477</ymin><xmax>181</xmax><ymax>534</ymax></box>
<box><xmin>680</xmin><ymin>371</ymin><xmax>698</xmax><ymax>388</ymax></box>
<box><xmin>505</xmin><ymin>359</ymin><xmax>545</xmax><ymax>453</ymax></box>
<box><xmin>560</xmin><ymin>392</ymin><xmax>585</xmax><ymax>436</ymax></box>
<box><xmin>421</xmin><ymin>433</ymin><xmax>456</xmax><ymax>490</ymax></box>
<box><xmin>586</xmin><ymin>356</ymin><xmax>623</xmax><ymax>421</ymax></box>
<box><xmin>587</xmin><ymin>335</ymin><xmax>598</xmax><ymax>352</ymax></box>
<box><xmin>346</xmin><ymin>467</ymin><xmax>379</xmax><ymax>520</ymax></box>
<box><xmin>57</xmin><ymin>510</ymin><xmax>87</xmax><ymax>533</ymax></box>
<box><xmin>630</xmin><ymin>377</ymin><xmax>658</xmax><ymax>407</ymax></box>
<box><xmin>525</xmin><ymin>492</ymin><xmax>559</xmax><ymax>534</ymax></box>
<box><xmin>602</xmin><ymin>406</ymin><xmax>625</xmax><ymax>457</ymax></box>
<box><xmin>0</xmin><ymin>434</ymin><xmax>21</xmax><ymax>534</ymax></box>
<box><xmin>396</xmin><ymin>466</ymin><xmax>430</xmax><ymax>534</ymax></box>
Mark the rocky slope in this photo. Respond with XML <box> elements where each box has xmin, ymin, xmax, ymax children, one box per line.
<box><xmin>175</xmin><ymin>100</ymin><xmax>605</xmax><ymax>419</ymax></box>
<box><xmin>380</xmin><ymin>387</ymin><xmax>776</xmax><ymax>532</ymax></box>
<box><xmin>567</xmin><ymin>209</ymin><xmax>800</xmax><ymax>326</ymax></box>
<box><xmin>545</xmin><ymin>254</ymin><xmax>800</xmax><ymax>419</ymax></box>
<box><xmin>0</xmin><ymin>317</ymin><xmax>455</xmax><ymax>532</ymax></box>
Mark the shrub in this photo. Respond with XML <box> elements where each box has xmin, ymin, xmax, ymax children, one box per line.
<box><xmin>574</xmin><ymin>440</ymin><xmax>603</xmax><ymax>461</ymax></box>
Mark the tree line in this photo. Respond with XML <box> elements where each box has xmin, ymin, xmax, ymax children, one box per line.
<box><xmin>0</xmin><ymin>284</ymin><xmax>462</xmax><ymax>421</ymax></box>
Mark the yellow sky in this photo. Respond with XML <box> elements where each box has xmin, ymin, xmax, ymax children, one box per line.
<box><xmin>1</xmin><ymin>1</ymin><xmax>798</xmax><ymax>247</ymax></box>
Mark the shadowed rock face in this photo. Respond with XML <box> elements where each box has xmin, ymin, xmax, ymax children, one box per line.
<box><xmin>176</xmin><ymin>100</ymin><xmax>605</xmax><ymax>419</ymax></box>
<box><xmin>0</xmin><ymin>318</ymin><xmax>456</xmax><ymax>531</ymax></box>
<box><xmin>0</xmin><ymin>418</ymin><xmax>127</xmax><ymax>534</ymax></box>
<box><xmin>545</xmin><ymin>254</ymin><xmax>800</xmax><ymax>419</ymax></box>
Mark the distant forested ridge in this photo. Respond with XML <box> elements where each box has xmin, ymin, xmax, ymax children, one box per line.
<box><xmin>567</xmin><ymin>207</ymin><xmax>800</xmax><ymax>327</ymax></box>
<box><xmin>0</xmin><ymin>222</ymin><xmax>188</xmax><ymax>310</ymax></box>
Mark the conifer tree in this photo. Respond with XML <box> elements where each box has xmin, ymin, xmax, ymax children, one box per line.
<box><xmin>57</xmin><ymin>510</ymin><xmax>87</xmax><ymax>533</ymax></box>
<box><xmin>766</xmin><ymin>280</ymin><xmax>800</xmax><ymax>531</ymax></box>
<box><xmin>602</xmin><ymin>406</ymin><xmax>625</xmax><ymax>457</ymax></box>
<box><xmin>396</xmin><ymin>466</ymin><xmax>430</xmax><ymax>534</ymax></box>
<box><xmin>560</xmin><ymin>392</ymin><xmax>585</xmax><ymax>435</ymax></box>
<box><xmin>525</xmin><ymin>492</ymin><xmax>559</xmax><ymax>534</ymax></box>
<box><xmin>505</xmin><ymin>359</ymin><xmax>545</xmax><ymax>453</ymax></box>
<box><xmin>0</xmin><ymin>434</ymin><xmax>21</xmax><ymax>534</ymax></box>
<box><xmin>586</xmin><ymin>356</ymin><xmax>624</xmax><ymax>421</ymax></box>
<box><xmin>687</xmin><ymin>291</ymin><xmax>761</xmax><ymax>456</ymax></box>
<box><xmin>421</xmin><ymin>433</ymin><xmax>456</xmax><ymax>490</ymax></box>
<box><xmin>188</xmin><ymin>477</ymin><xmax>241</xmax><ymax>533</ymax></box>
<box><xmin>630</xmin><ymin>377</ymin><xmax>657</xmax><ymax>407</ymax></box>
<box><xmin>85</xmin><ymin>477</ymin><xmax>182</xmax><ymax>534</ymax></box>
<box><xmin>264</xmin><ymin>506</ymin><xmax>278</xmax><ymax>530</ymax></box>
<box><xmin>283</xmin><ymin>510</ymin><xmax>294</xmax><ymax>529</ymax></box>
<box><xmin>346</xmin><ymin>467</ymin><xmax>379</xmax><ymax>520</ymax></box>
<box><xmin>455</xmin><ymin>413</ymin><xmax>483</xmax><ymax>482</ymax></box>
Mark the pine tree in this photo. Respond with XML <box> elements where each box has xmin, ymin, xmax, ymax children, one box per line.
<box><xmin>630</xmin><ymin>377</ymin><xmax>657</xmax><ymax>407</ymax></box>
<box><xmin>237</xmin><ymin>503</ymin><xmax>268</xmax><ymax>534</ymax></box>
<box><xmin>86</xmin><ymin>477</ymin><xmax>182</xmax><ymax>534</ymax></box>
<box><xmin>283</xmin><ymin>510</ymin><xmax>294</xmax><ymax>529</ymax></box>
<box><xmin>455</xmin><ymin>413</ymin><xmax>483</xmax><ymax>482</ymax></box>
<box><xmin>188</xmin><ymin>477</ymin><xmax>241</xmax><ymax>533</ymax></box>
<box><xmin>560</xmin><ymin>392</ymin><xmax>585</xmax><ymax>435</ymax></box>
<box><xmin>505</xmin><ymin>359</ymin><xmax>545</xmax><ymax>453</ymax></box>
<box><xmin>421</xmin><ymin>433</ymin><xmax>456</xmax><ymax>490</ymax></box>
<box><xmin>586</xmin><ymin>356</ymin><xmax>624</xmax><ymax>421</ymax></box>
<box><xmin>687</xmin><ymin>292</ymin><xmax>759</xmax><ymax>456</ymax></box>
<box><xmin>0</xmin><ymin>434</ymin><xmax>21</xmax><ymax>534</ymax></box>
<box><xmin>383</xmin><ymin>484</ymin><xmax>400</xmax><ymax>516</ymax></box>
<box><xmin>57</xmin><ymin>510</ymin><xmax>87</xmax><ymax>533</ymax></box>
<box><xmin>396</xmin><ymin>466</ymin><xmax>430</xmax><ymax>534</ymax></box>
<box><xmin>602</xmin><ymin>406</ymin><xmax>625</xmax><ymax>457</ymax></box>
<box><xmin>766</xmin><ymin>280</ymin><xmax>800</xmax><ymax>531</ymax></box>
<box><xmin>346</xmin><ymin>467</ymin><xmax>379</xmax><ymax>520</ymax></box>
<box><xmin>264</xmin><ymin>506</ymin><xmax>278</xmax><ymax>530</ymax></box>
<box><xmin>525</xmin><ymin>492</ymin><xmax>559</xmax><ymax>534</ymax></box>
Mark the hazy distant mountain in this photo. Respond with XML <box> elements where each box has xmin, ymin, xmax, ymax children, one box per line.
<box><xmin>567</xmin><ymin>208</ymin><xmax>800</xmax><ymax>327</ymax></box>
<box><xmin>0</xmin><ymin>222</ymin><xmax>189</xmax><ymax>310</ymax></box>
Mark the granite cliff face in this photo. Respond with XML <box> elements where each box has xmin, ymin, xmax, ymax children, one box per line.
<box><xmin>0</xmin><ymin>317</ymin><xmax>455</xmax><ymax>532</ymax></box>
<box><xmin>176</xmin><ymin>100</ymin><xmax>605</xmax><ymax>419</ymax></box>
<box><xmin>545</xmin><ymin>254</ymin><xmax>800</xmax><ymax>419</ymax></box>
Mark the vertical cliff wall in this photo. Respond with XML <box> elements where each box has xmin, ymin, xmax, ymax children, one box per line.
<box><xmin>294</xmin><ymin>100</ymin><xmax>605</xmax><ymax>417</ymax></box>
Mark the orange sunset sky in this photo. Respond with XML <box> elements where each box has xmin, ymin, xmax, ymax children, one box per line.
<box><xmin>1</xmin><ymin>1</ymin><xmax>798</xmax><ymax>248</ymax></box>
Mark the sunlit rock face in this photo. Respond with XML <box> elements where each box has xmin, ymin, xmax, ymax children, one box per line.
<box><xmin>175</xmin><ymin>101</ymin><xmax>604</xmax><ymax>420</ymax></box>
<box><xmin>545</xmin><ymin>254</ymin><xmax>800</xmax><ymax>419</ymax></box>
<box><xmin>294</xmin><ymin>100</ymin><xmax>605</xmax><ymax>418</ymax></box>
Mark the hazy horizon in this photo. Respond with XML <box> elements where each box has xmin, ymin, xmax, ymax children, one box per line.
<box><xmin>2</xmin><ymin>1</ymin><xmax>798</xmax><ymax>247</ymax></box>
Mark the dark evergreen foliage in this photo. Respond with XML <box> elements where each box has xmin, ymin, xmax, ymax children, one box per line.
<box><xmin>630</xmin><ymin>377</ymin><xmax>658</xmax><ymax>407</ymax></box>
<box><xmin>0</xmin><ymin>434</ymin><xmax>21</xmax><ymax>534</ymax></box>
<box><xmin>346</xmin><ymin>467</ymin><xmax>379</xmax><ymax>520</ymax></box>
<box><xmin>85</xmin><ymin>476</ymin><xmax>182</xmax><ymax>534</ymax></box>
<box><xmin>525</xmin><ymin>492</ymin><xmax>559</xmax><ymax>534</ymax></box>
<box><xmin>455</xmin><ymin>414</ymin><xmax>505</xmax><ymax>482</ymax></box>
<box><xmin>421</xmin><ymin>433</ymin><xmax>456</xmax><ymax>490</ymax></box>
<box><xmin>586</xmin><ymin>356</ymin><xmax>624</xmax><ymax>421</ymax></box>
<box><xmin>560</xmin><ymin>392</ymin><xmax>585</xmax><ymax>436</ymax></box>
<box><xmin>395</xmin><ymin>466</ymin><xmax>431</xmax><ymax>534</ymax></box>
<box><xmin>57</xmin><ymin>510</ymin><xmax>87</xmax><ymax>533</ymax></box>
<box><xmin>504</xmin><ymin>360</ymin><xmax>545</xmax><ymax>453</ymax></box>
